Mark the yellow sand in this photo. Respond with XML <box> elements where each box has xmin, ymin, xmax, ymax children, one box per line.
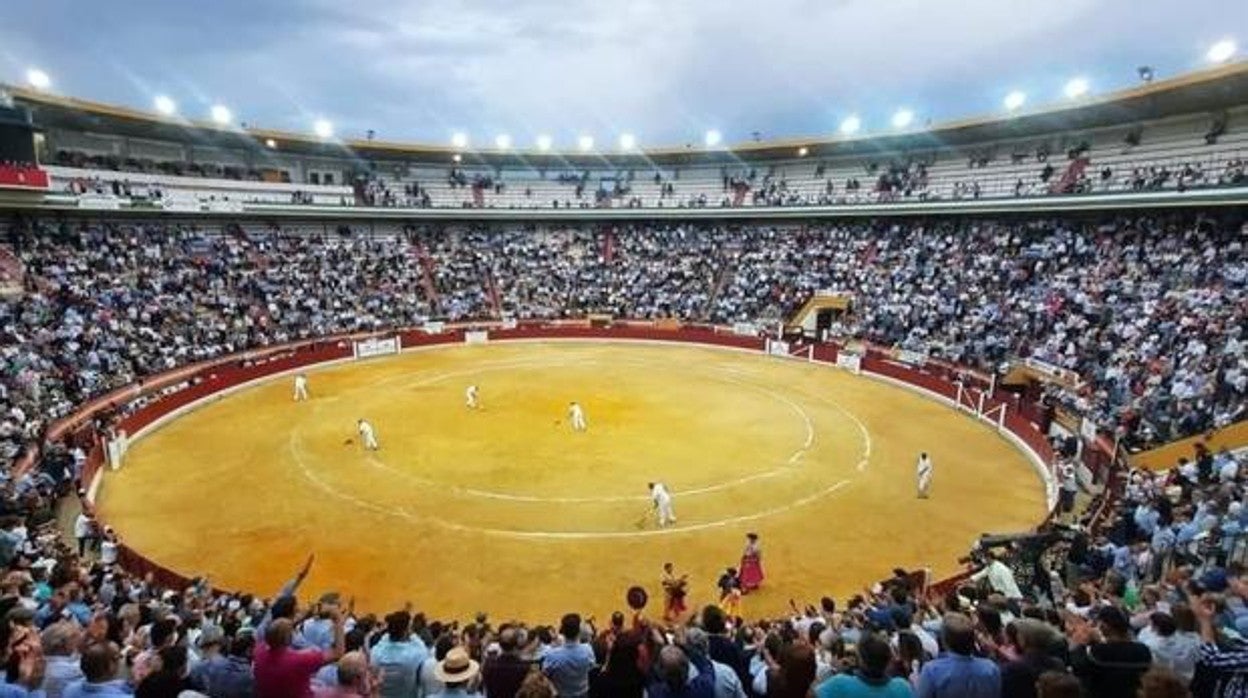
<box><xmin>98</xmin><ymin>342</ymin><xmax>1046</xmax><ymax>622</ymax></box>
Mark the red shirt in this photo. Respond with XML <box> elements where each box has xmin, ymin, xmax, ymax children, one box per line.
<box><xmin>253</xmin><ymin>642</ymin><xmax>330</xmax><ymax>698</ymax></box>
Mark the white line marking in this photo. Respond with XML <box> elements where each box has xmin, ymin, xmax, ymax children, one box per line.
<box><xmin>291</xmin><ymin>429</ymin><xmax>855</xmax><ymax>539</ymax></box>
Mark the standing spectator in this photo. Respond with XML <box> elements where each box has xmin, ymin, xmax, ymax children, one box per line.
<box><xmin>39</xmin><ymin>621</ymin><xmax>84</xmax><ymax>698</ymax></box>
<box><xmin>646</xmin><ymin>644</ymin><xmax>715</xmax><ymax>698</ymax></box>
<box><xmin>1000</xmin><ymin>619</ymin><xmax>1064</xmax><ymax>698</ymax></box>
<box><xmin>72</xmin><ymin>512</ymin><xmax>96</xmax><ymax>557</ymax></box>
<box><xmin>63</xmin><ymin>641</ymin><xmax>131</xmax><ymax>698</ymax></box>
<box><xmin>1034</xmin><ymin>672</ymin><xmax>1081</xmax><ymax>698</ymax></box>
<box><xmin>194</xmin><ymin>630</ymin><xmax>255</xmax><ymax>698</ymax></box>
<box><xmin>482</xmin><ymin>626</ymin><xmax>531</xmax><ymax>698</ymax></box>
<box><xmin>684</xmin><ymin>628</ymin><xmax>744</xmax><ymax>698</ymax></box>
<box><xmin>1193</xmin><ymin>592</ymin><xmax>1248</xmax><ymax>697</ymax></box>
<box><xmin>370</xmin><ymin>610</ymin><xmax>428</xmax><ymax>698</ymax></box>
<box><xmin>814</xmin><ymin>631</ymin><xmax>913</xmax><ymax>697</ymax></box>
<box><xmin>916</xmin><ymin>613</ymin><xmax>1000</xmax><ymax>698</ymax></box>
<box><xmin>541</xmin><ymin>614</ymin><xmax>594</xmax><ymax>698</ymax></box>
<box><xmin>314</xmin><ymin>651</ymin><xmax>375</xmax><ymax>698</ymax></box>
<box><xmin>430</xmin><ymin>647</ymin><xmax>482</xmax><ymax>698</ymax></box>
<box><xmin>254</xmin><ymin>612</ymin><xmax>344</xmax><ymax>698</ymax></box>
<box><xmin>1068</xmin><ymin>606</ymin><xmax>1152</xmax><ymax>698</ymax></box>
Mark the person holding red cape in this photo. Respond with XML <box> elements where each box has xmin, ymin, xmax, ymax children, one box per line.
<box><xmin>739</xmin><ymin>532</ymin><xmax>765</xmax><ymax>593</ymax></box>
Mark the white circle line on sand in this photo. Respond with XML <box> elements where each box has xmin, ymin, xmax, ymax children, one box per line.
<box><xmin>306</xmin><ymin>356</ymin><xmax>830</xmax><ymax>502</ymax></box>
<box><xmin>290</xmin><ymin>428</ymin><xmax>858</xmax><ymax>539</ymax></box>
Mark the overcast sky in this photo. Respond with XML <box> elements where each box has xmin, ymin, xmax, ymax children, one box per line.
<box><xmin>1</xmin><ymin>0</ymin><xmax>1242</xmax><ymax>147</ymax></box>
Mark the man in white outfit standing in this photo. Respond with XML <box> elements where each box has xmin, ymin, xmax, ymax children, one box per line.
<box><xmin>293</xmin><ymin>373</ymin><xmax>310</xmax><ymax>401</ymax></box>
<box><xmin>357</xmin><ymin>419</ymin><xmax>380</xmax><ymax>451</ymax></box>
<box><xmin>568</xmin><ymin>402</ymin><xmax>587</xmax><ymax>432</ymax></box>
<box><xmin>649</xmin><ymin>482</ymin><xmax>676</xmax><ymax>527</ymax></box>
<box><xmin>466</xmin><ymin>385</ymin><xmax>480</xmax><ymax>409</ymax></box>
<box><xmin>916</xmin><ymin>452</ymin><xmax>933</xmax><ymax>498</ymax></box>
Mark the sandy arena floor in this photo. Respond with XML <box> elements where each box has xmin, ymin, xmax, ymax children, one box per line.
<box><xmin>97</xmin><ymin>341</ymin><xmax>1047</xmax><ymax>622</ymax></box>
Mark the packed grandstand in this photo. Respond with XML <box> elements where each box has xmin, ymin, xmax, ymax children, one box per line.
<box><xmin>0</xmin><ymin>53</ymin><xmax>1244</xmax><ymax>698</ymax></box>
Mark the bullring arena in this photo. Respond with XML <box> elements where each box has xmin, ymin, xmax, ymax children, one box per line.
<box><xmin>94</xmin><ymin>328</ymin><xmax>1049</xmax><ymax>620</ymax></box>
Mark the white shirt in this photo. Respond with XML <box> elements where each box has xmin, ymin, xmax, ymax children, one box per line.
<box><xmin>971</xmin><ymin>559</ymin><xmax>1023</xmax><ymax>599</ymax></box>
<box><xmin>466</xmin><ymin>385</ymin><xmax>478</xmax><ymax>399</ymax></box>
<box><xmin>100</xmin><ymin>539</ymin><xmax>119</xmax><ymax>565</ymax></box>
<box><xmin>916</xmin><ymin>456</ymin><xmax>932</xmax><ymax>476</ymax></box>
<box><xmin>651</xmin><ymin>483</ymin><xmax>671</xmax><ymax>506</ymax></box>
<box><xmin>74</xmin><ymin>513</ymin><xmax>93</xmax><ymax>538</ymax></box>
<box><xmin>358</xmin><ymin>421</ymin><xmax>375</xmax><ymax>438</ymax></box>
<box><xmin>569</xmin><ymin>403</ymin><xmax>584</xmax><ymax>419</ymax></box>
<box><xmin>295</xmin><ymin>375</ymin><xmax>307</xmax><ymax>388</ymax></box>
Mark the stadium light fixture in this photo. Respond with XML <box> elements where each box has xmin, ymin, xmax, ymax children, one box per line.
<box><xmin>704</xmin><ymin>129</ymin><xmax>722</xmax><ymax>147</ymax></box>
<box><xmin>1207</xmin><ymin>39</ymin><xmax>1237</xmax><ymax>64</ymax></box>
<box><xmin>313</xmin><ymin>119</ymin><xmax>334</xmax><ymax>139</ymax></box>
<box><xmin>536</xmin><ymin>134</ymin><xmax>553</xmax><ymax>152</ymax></box>
<box><xmin>265</xmin><ymin>138</ymin><xmax>277</xmax><ymax>149</ymax></box>
<box><xmin>797</xmin><ymin>146</ymin><xmax>809</xmax><ymax>157</ymax></box>
<box><xmin>451</xmin><ymin>132</ymin><xmax>469</xmax><ymax>149</ymax></box>
<box><xmin>618</xmin><ymin>133</ymin><xmax>637</xmax><ymax>151</ymax></box>
<box><xmin>153</xmin><ymin>95</ymin><xmax>177</xmax><ymax>116</ymax></box>
<box><xmin>452</xmin><ymin>153</ymin><xmax>462</xmax><ymax>163</ymax></box>
<box><xmin>495</xmin><ymin>134</ymin><xmax>512</xmax><ymax>149</ymax></box>
<box><xmin>891</xmin><ymin>109</ymin><xmax>914</xmax><ymax>129</ymax></box>
<box><xmin>210</xmin><ymin>104</ymin><xmax>232</xmax><ymax>125</ymax></box>
<box><xmin>1063</xmin><ymin>77</ymin><xmax>1090</xmax><ymax>99</ymax></box>
<box><xmin>1003</xmin><ymin>90</ymin><xmax>1027</xmax><ymax>111</ymax></box>
<box><xmin>839</xmin><ymin>115</ymin><xmax>861</xmax><ymax>135</ymax></box>
<box><xmin>25</xmin><ymin>68</ymin><xmax>51</xmax><ymax>90</ymax></box>
<box><xmin>577</xmin><ymin>135</ymin><xmax>594</xmax><ymax>152</ymax></box>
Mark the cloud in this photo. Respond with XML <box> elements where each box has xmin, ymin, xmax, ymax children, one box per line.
<box><xmin>1</xmin><ymin>0</ymin><xmax>1244</xmax><ymax>143</ymax></box>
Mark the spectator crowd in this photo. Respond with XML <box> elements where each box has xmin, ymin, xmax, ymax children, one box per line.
<box><xmin>0</xmin><ymin>211</ymin><xmax>1242</xmax><ymax>696</ymax></box>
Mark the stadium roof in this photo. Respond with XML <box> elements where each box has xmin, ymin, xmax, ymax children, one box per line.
<box><xmin>6</xmin><ymin>61</ymin><xmax>1247</xmax><ymax>167</ymax></box>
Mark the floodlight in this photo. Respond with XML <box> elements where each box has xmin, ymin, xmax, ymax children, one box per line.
<box><xmin>25</xmin><ymin>68</ymin><xmax>50</xmax><ymax>90</ymax></box>
<box><xmin>797</xmin><ymin>146</ymin><xmax>809</xmax><ymax>157</ymax></box>
<box><xmin>1063</xmin><ymin>77</ymin><xmax>1089</xmax><ymax>99</ymax></box>
<box><xmin>577</xmin><ymin>135</ymin><xmax>594</xmax><ymax>152</ymax></box>
<box><xmin>154</xmin><ymin>95</ymin><xmax>177</xmax><ymax>116</ymax></box>
<box><xmin>495</xmin><ymin>134</ymin><xmax>511</xmax><ymax>149</ymax></box>
<box><xmin>1003</xmin><ymin>90</ymin><xmax>1027</xmax><ymax>111</ymax></box>
<box><xmin>891</xmin><ymin>109</ymin><xmax>914</xmax><ymax>129</ymax></box>
<box><xmin>265</xmin><ymin>138</ymin><xmax>277</xmax><ymax>149</ymax></box>
<box><xmin>1208</xmin><ymin>39</ymin><xmax>1236</xmax><ymax>64</ymax></box>
<box><xmin>313</xmin><ymin>119</ymin><xmax>333</xmax><ymax>139</ymax></box>
<box><xmin>210</xmin><ymin>104</ymin><xmax>232</xmax><ymax>125</ymax></box>
<box><xmin>619</xmin><ymin>133</ymin><xmax>636</xmax><ymax>151</ymax></box>
<box><xmin>451</xmin><ymin>132</ymin><xmax>468</xmax><ymax>149</ymax></box>
<box><xmin>839</xmin><ymin>115</ymin><xmax>861</xmax><ymax>135</ymax></box>
<box><xmin>704</xmin><ymin>129</ymin><xmax>722</xmax><ymax>147</ymax></box>
<box><xmin>536</xmin><ymin>134</ymin><xmax>553</xmax><ymax>151</ymax></box>
<box><xmin>452</xmin><ymin>153</ymin><xmax>462</xmax><ymax>163</ymax></box>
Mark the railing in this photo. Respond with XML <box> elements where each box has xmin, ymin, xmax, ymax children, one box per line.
<box><xmin>55</xmin><ymin>320</ymin><xmax>1109</xmax><ymax>608</ymax></box>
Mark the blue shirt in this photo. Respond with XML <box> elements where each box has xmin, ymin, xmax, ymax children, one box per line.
<box><xmin>61</xmin><ymin>680</ymin><xmax>134</xmax><ymax>698</ymax></box>
<box><xmin>541</xmin><ymin>641</ymin><xmax>595</xmax><ymax>698</ymax></box>
<box><xmin>916</xmin><ymin>653</ymin><xmax>1000</xmax><ymax>698</ymax></box>
<box><xmin>816</xmin><ymin>674</ymin><xmax>914</xmax><ymax>698</ymax></box>
<box><xmin>370</xmin><ymin>635</ymin><xmax>429</xmax><ymax>698</ymax></box>
<box><xmin>0</xmin><ymin>682</ymin><xmax>46</xmax><ymax>698</ymax></box>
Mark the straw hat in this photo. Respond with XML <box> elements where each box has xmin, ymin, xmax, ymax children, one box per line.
<box><xmin>434</xmin><ymin>647</ymin><xmax>480</xmax><ymax>683</ymax></box>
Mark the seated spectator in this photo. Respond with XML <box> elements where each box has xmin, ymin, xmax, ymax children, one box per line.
<box><xmin>1068</xmin><ymin>606</ymin><xmax>1152</xmax><ymax>698</ymax></box>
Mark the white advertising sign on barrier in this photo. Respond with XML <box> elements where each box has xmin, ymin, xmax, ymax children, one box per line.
<box><xmin>501</xmin><ymin>318</ymin><xmax>518</xmax><ymax>330</ymax></box>
<box><xmin>422</xmin><ymin>321</ymin><xmax>446</xmax><ymax>334</ymax></box>
<box><xmin>353</xmin><ymin>336</ymin><xmax>401</xmax><ymax>359</ymax></box>
<box><xmin>78</xmin><ymin>194</ymin><xmax>123</xmax><ymax>210</ymax></box>
<box><xmin>895</xmin><ymin>349</ymin><xmax>927</xmax><ymax>366</ymax></box>
<box><xmin>837</xmin><ymin>352</ymin><xmax>863</xmax><ymax>374</ymax></box>
<box><xmin>465</xmin><ymin>330</ymin><xmax>489</xmax><ymax>344</ymax></box>
<box><xmin>766</xmin><ymin>339</ymin><xmax>790</xmax><ymax>356</ymax></box>
<box><xmin>732</xmin><ymin>322</ymin><xmax>759</xmax><ymax>336</ymax></box>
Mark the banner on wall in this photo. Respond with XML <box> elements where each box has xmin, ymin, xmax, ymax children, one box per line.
<box><xmin>837</xmin><ymin>352</ymin><xmax>863</xmax><ymax>374</ymax></box>
<box><xmin>422</xmin><ymin>321</ymin><xmax>446</xmax><ymax>334</ymax></box>
<box><xmin>465</xmin><ymin>330</ymin><xmax>489</xmax><ymax>344</ymax></box>
<box><xmin>766</xmin><ymin>339</ymin><xmax>790</xmax><ymax>356</ymax></box>
<box><xmin>894</xmin><ymin>349</ymin><xmax>928</xmax><ymax>367</ymax></box>
<box><xmin>353</xmin><ymin>336</ymin><xmax>400</xmax><ymax>359</ymax></box>
<box><xmin>732</xmin><ymin>322</ymin><xmax>759</xmax><ymax>336</ymax></box>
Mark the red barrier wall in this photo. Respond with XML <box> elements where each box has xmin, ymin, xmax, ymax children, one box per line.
<box><xmin>67</xmin><ymin>323</ymin><xmax>1076</xmax><ymax>603</ymax></box>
